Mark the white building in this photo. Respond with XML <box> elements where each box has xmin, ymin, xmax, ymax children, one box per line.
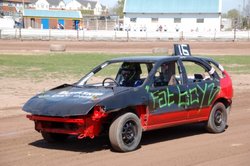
<box><xmin>29</xmin><ymin>0</ymin><xmax>108</xmax><ymax>16</ymax></box>
<box><xmin>123</xmin><ymin>0</ymin><xmax>222</xmax><ymax>32</ymax></box>
<box><xmin>29</xmin><ymin>0</ymin><xmax>66</xmax><ymax>10</ymax></box>
<box><xmin>66</xmin><ymin>0</ymin><xmax>108</xmax><ymax>16</ymax></box>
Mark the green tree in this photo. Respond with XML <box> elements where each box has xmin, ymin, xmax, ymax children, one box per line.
<box><xmin>113</xmin><ymin>0</ymin><xmax>125</xmax><ymax>18</ymax></box>
<box><xmin>227</xmin><ymin>9</ymin><xmax>240</xmax><ymax>19</ymax></box>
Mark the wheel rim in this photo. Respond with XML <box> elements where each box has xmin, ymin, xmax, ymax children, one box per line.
<box><xmin>122</xmin><ymin>120</ymin><xmax>137</xmax><ymax>146</ymax></box>
<box><xmin>214</xmin><ymin>109</ymin><xmax>223</xmax><ymax>127</ymax></box>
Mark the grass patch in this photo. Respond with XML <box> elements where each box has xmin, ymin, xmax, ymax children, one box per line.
<box><xmin>0</xmin><ymin>53</ymin><xmax>249</xmax><ymax>80</ymax></box>
<box><xmin>0</xmin><ymin>53</ymin><xmax>133</xmax><ymax>79</ymax></box>
<box><xmin>210</xmin><ymin>55</ymin><xmax>250</xmax><ymax>74</ymax></box>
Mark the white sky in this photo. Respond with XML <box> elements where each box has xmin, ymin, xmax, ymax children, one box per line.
<box><xmin>64</xmin><ymin>0</ymin><xmax>245</xmax><ymax>13</ymax></box>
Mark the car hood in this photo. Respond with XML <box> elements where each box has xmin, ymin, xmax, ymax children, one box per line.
<box><xmin>22</xmin><ymin>84</ymin><xmax>128</xmax><ymax>117</ymax></box>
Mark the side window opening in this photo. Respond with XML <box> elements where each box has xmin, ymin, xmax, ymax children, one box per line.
<box><xmin>153</xmin><ymin>61</ymin><xmax>180</xmax><ymax>87</ymax></box>
<box><xmin>116</xmin><ymin>62</ymin><xmax>152</xmax><ymax>87</ymax></box>
<box><xmin>182</xmin><ymin>61</ymin><xmax>213</xmax><ymax>83</ymax></box>
<box><xmin>209</xmin><ymin>63</ymin><xmax>224</xmax><ymax>78</ymax></box>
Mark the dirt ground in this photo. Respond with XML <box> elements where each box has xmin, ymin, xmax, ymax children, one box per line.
<box><xmin>0</xmin><ymin>40</ymin><xmax>250</xmax><ymax>55</ymax></box>
<box><xmin>0</xmin><ymin>40</ymin><xmax>250</xmax><ymax>166</ymax></box>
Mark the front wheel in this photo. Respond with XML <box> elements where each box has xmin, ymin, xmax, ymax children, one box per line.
<box><xmin>206</xmin><ymin>102</ymin><xmax>228</xmax><ymax>133</ymax></box>
<box><xmin>109</xmin><ymin>113</ymin><xmax>142</xmax><ymax>152</ymax></box>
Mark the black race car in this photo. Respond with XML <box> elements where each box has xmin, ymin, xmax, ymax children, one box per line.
<box><xmin>23</xmin><ymin>44</ymin><xmax>233</xmax><ymax>152</ymax></box>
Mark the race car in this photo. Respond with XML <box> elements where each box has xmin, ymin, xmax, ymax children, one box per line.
<box><xmin>23</xmin><ymin>44</ymin><xmax>233</xmax><ymax>152</ymax></box>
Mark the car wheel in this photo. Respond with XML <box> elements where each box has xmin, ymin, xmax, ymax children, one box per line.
<box><xmin>41</xmin><ymin>132</ymin><xmax>69</xmax><ymax>143</ymax></box>
<box><xmin>109</xmin><ymin>113</ymin><xmax>142</xmax><ymax>152</ymax></box>
<box><xmin>206</xmin><ymin>102</ymin><xmax>227</xmax><ymax>133</ymax></box>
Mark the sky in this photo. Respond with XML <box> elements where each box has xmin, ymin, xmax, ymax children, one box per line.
<box><xmin>64</xmin><ymin>0</ymin><xmax>246</xmax><ymax>13</ymax></box>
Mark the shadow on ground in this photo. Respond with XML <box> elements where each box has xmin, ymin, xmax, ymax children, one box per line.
<box><xmin>29</xmin><ymin>123</ymin><xmax>207</xmax><ymax>153</ymax></box>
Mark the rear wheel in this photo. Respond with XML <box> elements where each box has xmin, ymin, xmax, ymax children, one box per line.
<box><xmin>206</xmin><ymin>102</ymin><xmax>227</xmax><ymax>133</ymax></box>
<box><xmin>109</xmin><ymin>113</ymin><xmax>142</xmax><ymax>152</ymax></box>
<box><xmin>41</xmin><ymin>132</ymin><xmax>69</xmax><ymax>143</ymax></box>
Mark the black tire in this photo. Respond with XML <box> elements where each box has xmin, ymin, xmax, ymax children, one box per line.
<box><xmin>206</xmin><ymin>102</ymin><xmax>228</xmax><ymax>133</ymax></box>
<box><xmin>41</xmin><ymin>132</ymin><xmax>69</xmax><ymax>143</ymax></box>
<box><xmin>109</xmin><ymin>113</ymin><xmax>142</xmax><ymax>152</ymax></box>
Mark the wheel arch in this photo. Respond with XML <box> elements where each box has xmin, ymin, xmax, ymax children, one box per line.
<box><xmin>105</xmin><ymin>105</ymin><xmax>148</xmax><ymax>130</ymax></box>
<box><xmin>213</xmin><ymin>97</ymin><xmax>232</xmax><ymax>109</ymax></box>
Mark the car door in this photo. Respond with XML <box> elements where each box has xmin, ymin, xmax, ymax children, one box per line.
<box><xmin>180</xmin><ymin>59</ymin><xmax>220</xmax><ymax>120</ymax></box>
<box><xmin>146</xmin><ymin>60</ymin><xmax>189</xmax><ymax>128</ymax></box>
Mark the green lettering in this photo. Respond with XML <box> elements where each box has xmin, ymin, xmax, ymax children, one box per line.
<box><xmin>177</xmin><ymin>86</ymin><xmax>189</xmax><ymax>107</ymax></box>
<box><xmin>167</xmin><ymin>88</ymin><xmax>175</xmax><ymax>107</ymax></box>
<box><xmin>158</xmin><ymin>91</ymin><xmax>167</xmax><ymax>108</ymax></box>
<box><xmin>151</xmin><ymin>91</ymin><xmax>159</xmax><ymax>109</ymax></box>
<box><xmin>189</xmin><ymin>87</ymin><xmax>199</xmax><ymax>105</ymax></box>
<box><xmin>197</xmin><ymin>83</ymin><xmax>207</xmax><ymax>108</ymax></box>
<box><xmin>208</xmin><ymin>83</ymin><xmax>220</xmax><ymax>105</ymax></box>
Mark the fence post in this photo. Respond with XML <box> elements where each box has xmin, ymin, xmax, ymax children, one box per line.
<box><xmin>82</xmin><ymin>29</ymin><xmax>85</xmax><ymax>41</ymax></box>
<box><xmin>77</xmin><ymin>29</ymin><xmax>79</xmax><ymax>40</ymax></box>
<box><xmin>49</xmin><ymin>29</ymin><xmax>51</xmax><ymax>40</ymax></box>
<box><xmin>19</xmin><ymin>27</ymin><xmax>22</xmax><ymax>40</ymax></box>
<box><xmin>114</xmin><ymin>30</ymin><xmax>116</xmax><ymax>41</ymax></box>
<box><xmin>127</xmin><ymin>30</ymin><xmax>129</xmax><ymax>42</ymax></box>
<box><xmin>15</xmin><ymin>28</ymin><xmax>17</xmax><ymax>39</ymax></box>
<box><xmin>105</xmin><ymin>18</ymin><xmax>108</xmax><ymax>30</ymax></box>
<box><xmin>248</xmin><ymin>29</ymin><xmax>249</xmax><ymax>41</ymax></box>
<box><xmin>213</xmin><ymin>30</ymin><xmax>217</xmax><ymax>41</ymax></box>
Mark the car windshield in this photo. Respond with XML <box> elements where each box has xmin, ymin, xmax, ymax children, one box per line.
<box><xmin>77</xmin><ymin>61</ymin><xmax>153</xmax><ymax>87</ymax></box>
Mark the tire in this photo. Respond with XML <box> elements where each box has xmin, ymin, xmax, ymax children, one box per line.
<box><xmin>206</xmin><ymin>102</ymin><xmax>228</xmax><ymax>133</ymax></box>
<box><xmin>50</xmin><ymin>44</ymin><xmax>66</xmax><ymax>52</ymax></box>
<box><xmin>41</xmin><ymin>132</ymin><xmax>69</xmax><ymax>143</ymax></box>
<box><xmin>109</xmin><ymin>113</ymin><xmax>142</xmax><ymax>152</ymax></box>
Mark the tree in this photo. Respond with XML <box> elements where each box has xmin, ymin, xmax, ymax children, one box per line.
<box><xmin>113</xmin><ymin>0</ymin><xmax>125</xmax><ymax>18</ymax></box>
<box><xmin>243</xmin><ymin>0</ymin><xmax>250</xmax><ymax>29</ymax></box>
<box><xmin>244</xmin><ymin>0</ymin><xmax>250</xmax><ymax>17</ymax></box>
<box><xmin>227</xmin><ymin>9</ymin><xmax>240</xmax><ymax>19</ymax></box>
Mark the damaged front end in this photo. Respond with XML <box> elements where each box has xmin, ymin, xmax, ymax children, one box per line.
<box><xmin>27</xmin><ymin>106</ymin><xmax>108</xmax><ymax>139</ymax></box>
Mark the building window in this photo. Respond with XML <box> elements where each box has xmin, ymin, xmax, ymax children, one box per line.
<box><xmin>197</xmin><ymin>18</ymin><xmax>204</xmax><ymax>23</ymax></box>
<box><xmin>130</xmin><ymin>18</ymin><xmax>137</xmax><ymax>23</ymax></box>
<box><xmin>151</xmin><ymin>18</ymin><xmax>158</xmax><ymax>23</ymax></box>
<box><xmin>174</xmin><ymin>18</ymin><xmax>181</xmax><ymax>23</ymax></box>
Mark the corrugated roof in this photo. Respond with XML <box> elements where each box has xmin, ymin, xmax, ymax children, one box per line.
<box><xmin>124</xmin><ymin>0</ymin><xmax>220</xmax><ymax>13</ymax></box>
<box><xmin>23</xmin><ymin>9</ymin><xmax>82</xmax><ymax>18</ymax></box>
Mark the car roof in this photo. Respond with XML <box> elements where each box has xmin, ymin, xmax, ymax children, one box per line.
<box><xmin>109</xmin><ymin>56</ymin><xmax>177</xmax><ymax>63</ymax></box>
<box><xmin>108</xmin><ymin>55</ymin><xmax>211</xmax><ymax>63</ymax></box>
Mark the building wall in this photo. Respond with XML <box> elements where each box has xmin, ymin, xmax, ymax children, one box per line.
<box><xmin>65</xmin><ymin>19</ymin><xmax>74</xmax><ymax>29</ymax></box>
<box><xmin>124</xmin><ymin>13</ymin><xmax>221</xmax><ymax>32</ymax></box>
<box><xmin>23</xmin><ymin>17</ymin><xmax>81</xmax><ymax>29</ymax></box>
<box><xmin>24</xmin><ymin>17</ymin><xmax>41</xmax><ymax>29</ymax></box>
<box><xmin>50</xmin><ymin>18</ymin><xmax>58</xmax><ymax>29</ymax></box>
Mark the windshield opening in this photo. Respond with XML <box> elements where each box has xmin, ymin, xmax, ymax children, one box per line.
<box><xmin>77</xmin><ymin>61</ymin><xmax>154</xmax><ymax>87</ymax></box>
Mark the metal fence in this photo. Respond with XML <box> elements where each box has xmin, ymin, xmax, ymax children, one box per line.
<box><xmin>0</xmin><ymin>28</ymin><xmax>250</xmax><ymax>41</ymax></box>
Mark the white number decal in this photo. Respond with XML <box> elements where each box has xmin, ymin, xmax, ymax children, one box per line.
<box><xmin>178</xmin><ymin>44</ymin><xmax>190</xmax><ymax>56</ymax></box>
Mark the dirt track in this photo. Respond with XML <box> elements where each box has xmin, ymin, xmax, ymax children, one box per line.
<box><xmin>0</xmin><ymin>89</ymin><xmax>250</xmax><ymax>166</ymax></box>
<box><xmin>0</xmin><ymin>40</ymin><xmax>250</xmax><ymax>166</ymax></box>
<box><xmin>0</xmin><ymin>40</ymin><xmax>250</xmax><ymax>55</ymax></box>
